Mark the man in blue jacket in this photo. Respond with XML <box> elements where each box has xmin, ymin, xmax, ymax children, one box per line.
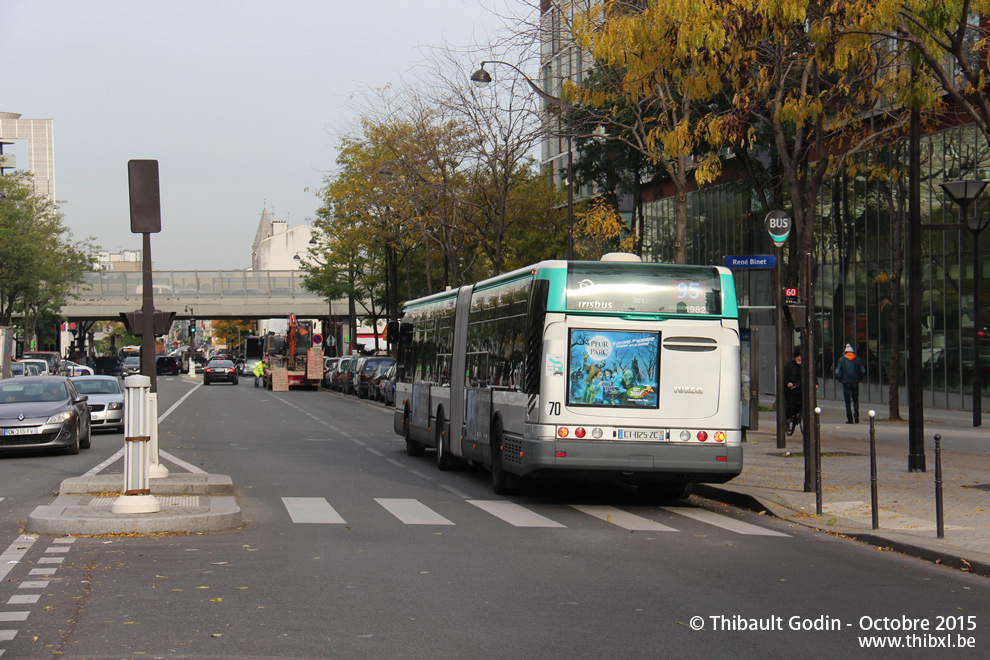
<box><xmin>835</xmin><ymin>344</ymin><xmax>866</xmax><ymax>424</ymax></box>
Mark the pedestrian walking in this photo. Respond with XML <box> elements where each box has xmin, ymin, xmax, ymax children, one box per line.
<box><xmin>252</xmin><ymin>360</ymin><xmax>265</xmax><ymax>388</ymax></box>
<box><xmin>835</xmin><ymin>343</ymin><xmax>866</xmax><ymax>423</ymax></box>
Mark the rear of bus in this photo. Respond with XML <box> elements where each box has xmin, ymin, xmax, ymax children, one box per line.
<box><xmin>521</xmin><ymin>260</ymin><xmax>742</xmax><ymax>493</ymax></box>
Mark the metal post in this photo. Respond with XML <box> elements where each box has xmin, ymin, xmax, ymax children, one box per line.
<box><xmin>148</xmin><ymin>392</ymin><xmax>168</xmax><ymax>479</ymax></box>
<box><xmin>814</xmin><ymin>406</ymin><xmax>822</xmax><ymax>515</ymax></box>
<box><xmin>934</xmin><ymin>434</ymin><xmax>944</xmax><ymax>538</ymax></box>
<box><xmin>907</xmin><ymin>103</ymin><xmax>926</xmax><ymax>471</ymax></box>
<box><xmin>775</xmin><ymin>244</ymin><xmax>786</xmax><ymax>449</ymax></box>
<box><xmin>869</xmin><ymin>410</ymin><xmax>878</xmax><ymax>530</ymax></box>
<box><xmin>566</xmin><ymin>135</ymin><xmax>574</xmax><ymax>261</ymax></box>
<box><xmin>971</xmin><ymin>239</ymin><xmax>982</xmax><ymax>427</ymax></box>
<box><xmin>112</xmin><ymin>375</ymin><xmax>160</xmax><ymax>514</ymax></box>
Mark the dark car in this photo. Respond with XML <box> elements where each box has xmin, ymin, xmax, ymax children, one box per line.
<box><xmin>375</xmin><ymin>364</ymin><xmax>397</xmax><ymax>405</ymax></box>
<box><xmin>121</xmin><ymin>356</ymin><xmax>142</xmax><ymax>377</ymax></box>
<box><xmin>203</xmin><ymin>359</ymin><xmax>239</xmax><ymax>386</ymax></box>
<box><xmin>0</xmin><ymin>376</ymin><xmax>91</xmax><ymax>454</ymax></box>
<box><xmin>156</xmin><ymin>356</ymin><xmax>180</xmax><ymax>375</ymax></box>
<box><xmin>340</xmin><ymin>356</ymin><xmax>362</xmax><ymax>395</ymax></box>
<box><xmin>357</xmin><ymin>357</ymin><xmax>395</xmax><ymax>399</ymax></box>
<box><xmin>70</xmin><ymin>375</ymin><xmax>124</xmax><ymax>433</ymax></box>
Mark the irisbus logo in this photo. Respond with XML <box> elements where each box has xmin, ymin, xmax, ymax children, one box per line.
<box><xmin>577</xmin><ymin>300</ymin><xmax>613</xmax><ymax>309</ymax></box>
<box><xmin>674</xmin><ymin>386</ymin><xmax>704</xmax><ymax>394</ymax></box>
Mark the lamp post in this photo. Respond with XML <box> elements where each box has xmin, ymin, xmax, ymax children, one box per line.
<box><xmin>940</xmin><ymin>180</ymin><xmax>987</xmax><ymax>427</ymax></box>
<box><xmin>471</xmin><ymin>61</ymin><xmax>575</xmax><ymax>260</ymax></box>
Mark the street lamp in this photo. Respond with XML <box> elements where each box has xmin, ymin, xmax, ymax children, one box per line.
<box><xmin>471</xmin><ymin>61</ymin><xmax>575</xmax><ymax>260</ymax></box>
<box><xmin>940</xmin><ymin>180</ymin><xmax>987</xmax><ymax>427</ymax></box>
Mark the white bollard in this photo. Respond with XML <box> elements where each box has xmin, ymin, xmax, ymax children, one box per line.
<box><xmin>148</xmin><ymin>392</ymin><xmax>169</xmax><ymax>479</ymax></box>
<box><xmin>188</xmin><ymin>358</ymin><xmax>195</xmax><ymax>375</ymax></box>
<box><xmin>112</xmin><ymin>375</ymin><xmax>161</xmax><ymax>514</ymax></box>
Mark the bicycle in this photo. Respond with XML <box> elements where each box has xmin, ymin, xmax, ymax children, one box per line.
<box><xmin>784</xmin><ymin>386</ymin><xmax>803</xmax><ymax>436</ymax></box>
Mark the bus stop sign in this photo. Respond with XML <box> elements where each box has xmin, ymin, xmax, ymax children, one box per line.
<box><xmin>765</xmin><ymin>210</ymin><xmax>792</xmax><ymax>246</ymax></box>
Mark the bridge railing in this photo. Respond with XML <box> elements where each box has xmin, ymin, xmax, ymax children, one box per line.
<box><xmin>72</xmin><ymin>270</ymin><xmax>315</xmax><ymax>301</ymax></box>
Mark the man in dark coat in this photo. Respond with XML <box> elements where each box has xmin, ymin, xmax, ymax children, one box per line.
<box><xmin>835</xmin><ymin>343</ymin><xmax>866</xmax><ymax>423</ymax></box>
<box><xmin>783</xmin><ymin>347</ymin><xmax>803</xmax><ymax>431</ymax></box>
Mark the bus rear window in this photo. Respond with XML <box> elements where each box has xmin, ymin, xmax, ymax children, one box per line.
<box><xmin>567</xmin><ymin>329</ymin><xmax>660</xmax><ymax>408</ymax></box>
<box><xmin>566</xmin><ymin>263</ymin><xmax>721</xmax><ymax>315</ymax></box>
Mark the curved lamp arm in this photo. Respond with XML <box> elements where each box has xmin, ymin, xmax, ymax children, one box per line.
<box><xmin>471</xmin><ymin>60</ymin><xmax>567</xmax><ymax>109</ymax></box>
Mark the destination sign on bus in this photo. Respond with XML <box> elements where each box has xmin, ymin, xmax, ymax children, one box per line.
<box><xmin>566</xmin><ymin>264</ymin><xmax>721</xmax><ymax>315</ymax></box>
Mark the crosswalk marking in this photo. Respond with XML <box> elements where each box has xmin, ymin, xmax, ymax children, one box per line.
<box><xmin>570</xmin><ymin>505</ymin><xmax>679</xmax><ymax>532</ymax></box>
<box><xmin>0</xmin><ymin>535</ymin><xmax>37</xmax><ymax>583</ymax></box>
<box><xmin>661</xmin><ymin>506</ymin><xmax>790</xmax><ymax>537</ymax></box>
<box><xmin>278</xmin><ymin>496</ymin><xmax>787</xmax><ymax>536</ymax></box>
<box><xmin>375</xmin><ymin>498</ymin><xmax>455</xmax><ymax>525</ymax></box>
<box><xmin>467</xmin><ymin>500</ymin><xmax>566</xmax><ymax>528</ymax></box>
<box><xmin>281</xmin><ymin>497</ymin><xmax>346</xmax><ymax>524</ymax></box>
<box><xmin>0</xmin><ymin>614</ymin><xmax>28</xmax><ymax>622</ymax></box>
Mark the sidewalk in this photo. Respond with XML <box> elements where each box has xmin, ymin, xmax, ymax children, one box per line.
<box><xmin>700</xmin><ymin>400</ymin><xmax>990</xmax><ymax>577</ymax></box>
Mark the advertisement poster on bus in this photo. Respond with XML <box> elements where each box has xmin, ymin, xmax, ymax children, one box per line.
<box><xmin>567</xmin><ymin>329</ymin><xmax>660</xmax><ymax>408</ymax></box>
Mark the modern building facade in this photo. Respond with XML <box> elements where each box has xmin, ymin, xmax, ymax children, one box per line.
<box><xmin>0</xmin><ymin>112</ymin><xmax>55</xmax><ymax>199</ymax></box>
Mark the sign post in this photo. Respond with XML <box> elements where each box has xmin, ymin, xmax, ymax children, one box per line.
<box><xmin>128</xmin><ymin>160</ymin><xmax>163</xmax><ymax>394</ymax></box>
<box><xmin>766</xmin><ymin>211</ymin><xmax>792</xmax><ymax>449</ymax></box>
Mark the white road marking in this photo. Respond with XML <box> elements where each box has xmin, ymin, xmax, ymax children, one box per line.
<box><xmin>0</xmin><ymin>613</ymin><xmax>28</xmax><ymax>622</ymax></box>
<box><xmin>6</xmin><ymin>595</ymin><xmax>39</xmax><ymax>605</ymax></box>
<box><xmin>281</xmin><ymin>497</ymin><xmax>346</xmax><ymax>524</ymax></box>
<box><xmin>661</xmin><ymin>507</ymin><xmax>790</xmax><ymax>536</ymax></box>
<box><xmin>17</xmin><ymin>581</ymin><xmax>48</xmax><ymax>589</ymax></box>
<box><xmin>0</xmin><ymin>630</ymin><xmax>14</xmax><ymax>642</ymax></box>
<box><xmin>0</xmin><ymin>535</ymin><xmax>37</xmax><ymax>582</ymax></box>
<box><xmin>467</xmin><ymin>500</ymin><xmax>566</xmax><ymax>528</ymax></box>
<box><xmin>570</xmin><ymin>505</ymin><xmax>679</xmax><ymax>532</ymax></box>
<box><xmin>375</xmin><ymin>499</ymin><xmax>455</xmax><ymax>525</ymax></box>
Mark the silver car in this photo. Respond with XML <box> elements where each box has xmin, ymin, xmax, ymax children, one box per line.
<box><xmin>0</xmin><ymin>376</ymin><xmax>92</xmax><ymax>454</ymax></box>
<box><xmin>70</xmin><ymin>375</ymin><xmax>124</xmax><ymax>433</ymax></box>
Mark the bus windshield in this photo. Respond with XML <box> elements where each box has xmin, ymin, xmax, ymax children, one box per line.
<box><xmin>566</xmin><ymin>263</ymin><xmax>722</xmax><ymax>315</ymax></box>
<box><xmin>567</xmin><ymin>329</ymin><xmax>660</xmax><ymax>408</ymax></box>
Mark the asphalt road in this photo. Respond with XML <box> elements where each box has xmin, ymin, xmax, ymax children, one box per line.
<box><xmin>1</xmin><ymin>376</ymin><xmax>988</xmax><ymax>658</ymax></box>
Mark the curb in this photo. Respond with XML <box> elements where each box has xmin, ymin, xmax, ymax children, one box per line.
<box><xmin>25</xmin><ymin>474</ymin><xmax>242</xmax><ymax>536</ymax></box>
<box><xmin>696</xmin><ymin>483</ymin><xmax>990</xmax><ymax>577</ymax></box>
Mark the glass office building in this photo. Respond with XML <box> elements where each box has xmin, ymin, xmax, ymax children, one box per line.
<box><xmin>639</xmin><ymin>123</ymin><xmax>989</xmax><ymax>412</ymax></box>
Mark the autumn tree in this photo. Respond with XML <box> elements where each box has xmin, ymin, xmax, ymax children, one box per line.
<box><xmin>0</xmin><ymin>172</ymin><xmax>96</xmax><ymax>347</ymax></box>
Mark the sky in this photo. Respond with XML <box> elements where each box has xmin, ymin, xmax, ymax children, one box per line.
<box><xmin>0</xmin><ymin>0</ymin><xmax>522</xmax><ymax>270</ymax></box>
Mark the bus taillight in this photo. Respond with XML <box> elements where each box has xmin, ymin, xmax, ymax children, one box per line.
<box><xmin>714</xmin><ymin>431</ymin><xmax>725</xmax><ymax>442</ymax></box>
<box><xmin>574</xmin><ymin>427</ymin><xmax>586</xmax><ymax>438</ymax></box>
<box><xmin>557</xmin><ymin>427</ymin><xmax>569</xmax><ymax>438</ymax></box>
<box><xmin>697</xmin><ymin>431</ymin><xmax>708</xmax><ymax>442</ymax></box>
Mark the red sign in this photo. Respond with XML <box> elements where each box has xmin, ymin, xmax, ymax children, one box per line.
<box><xmin>784</xmin><ymin>288</ymin><xmax>798</xmax><ymax>302</ymax></box>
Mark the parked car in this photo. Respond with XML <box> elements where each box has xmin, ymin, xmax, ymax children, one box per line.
<box><xmin>10</xmin><ymin>362</ymin><xmax>40</xmax><ymax>377</ymax></box>
<box><xmin>121</xmin><ymin>356</ymin><xmax>142</xmax><ymax>376</ymax></box>
<box><xmin>156</xmin><ymin>356</ymin><xmax>181</xmax><ymax>375</ymax></box>
<box><xmin>342</xmin><ymin>357</ymin><xmax>366</xmax><ymax>395</ymax></box>
<box><xmin>333</xmin><ymin>357</ymin><xmax>352</xmax><ymax>392</ymax></box>
<box><xmin>70</xmin><ymin>375</ymin><xmax>124</xmax><ymax>433</ymax></box>
<box><xmin>322</xmin><ymin>357</ymin><xmax>339</xmax><ymax>388</ymax></box>
<box><xmin>357</xmin><ymin>357</ymin><xmax>395</xmax><ymax>399</ymax></box>
<box><xmin>374</xmin><ymin>363</ymin><xmax>397</xmax><ymax>405</ymax></box>
<box><xmin>0</xmin><ymin>375</ymin><xmax>91</xmax><ymax>454</ymax></box>
<box><xmin>21</xmin><ymin>351</ymin><xmax>61</xmax><ymax>376</ymax></box>
<box><xmin>17</xmin><ymin>358</ymin><xmax>52</xmax><ymax>375</ymax></box>
<box><xmin>204</xmin><ymin>359</ymin><xmax>238</xmax><ymax>385</ymax></box>
<box><xmin>61</xmin><ymin>361</ymin><xmax>95</xmax><ymax>376</ymax></box>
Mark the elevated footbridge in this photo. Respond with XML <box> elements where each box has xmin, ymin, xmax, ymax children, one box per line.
<box><xmin>62</xmin><ymin>270</ymin><xmax>349</xmax><ymax>320</ymax></box>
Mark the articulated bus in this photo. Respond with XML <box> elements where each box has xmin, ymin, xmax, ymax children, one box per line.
<box><xmin>391</xmin><ymin>253</ymin><xmax>742</xmax><ymax>497</ymax></box>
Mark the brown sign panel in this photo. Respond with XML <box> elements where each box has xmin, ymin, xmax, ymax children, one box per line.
<box><xmin>128</xmin><ymin>159</ymin><xmax>162</xmax><ymax>234</ymax></box>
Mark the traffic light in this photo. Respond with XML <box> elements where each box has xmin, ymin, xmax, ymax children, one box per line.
<box><xmin>189</xmin><ymin>323</ymin><xmax>196</xmax><ymax>337</ymax></box>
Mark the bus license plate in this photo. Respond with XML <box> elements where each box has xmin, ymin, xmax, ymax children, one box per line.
<box><xmin>4</xmin><ymin>427</ymin><xmax>39</xmax><ymax>436</ymax></box>
<box><xmin>617</xmin><ymin>429</ymin><xmax>665</xmax><ymax>441</ymax></box>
